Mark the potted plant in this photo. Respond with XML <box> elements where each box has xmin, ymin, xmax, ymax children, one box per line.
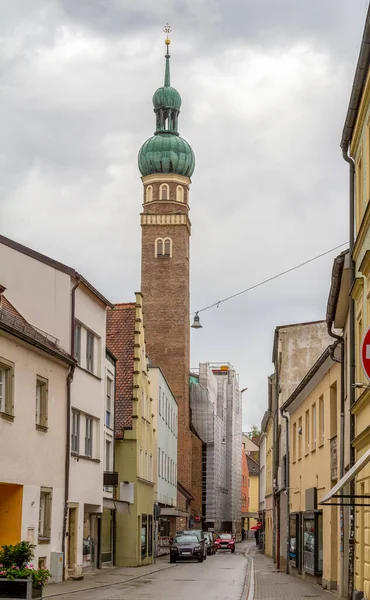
<box><xmin>0</xmin><ymin>542</ymin><xmax>50</xmax><ymax>599</ymax></box>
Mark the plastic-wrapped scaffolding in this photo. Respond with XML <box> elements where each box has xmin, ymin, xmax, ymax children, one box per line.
<box><xmin>190</xmin><ymin>363</ymin><xmax>242</xmax><ymax>532</ymax></box>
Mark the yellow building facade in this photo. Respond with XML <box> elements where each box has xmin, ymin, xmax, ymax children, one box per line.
<box><xmin>283</xmin><ymin>350</ymin><xmax>341</xmax><ymax>591</ymax></box>
<box><xmin>107</xmin><ymin>294</ymin><xmax>155</xmax><ymax>567</ymax></box>
<box><xmin>265</xmin><ymin>416</ymin><xmax>274</xmax><ymax>558</ymax></box>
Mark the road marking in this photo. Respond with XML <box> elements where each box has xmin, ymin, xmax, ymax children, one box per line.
<box><xmin>247</xmin><ymin>555</ymin><xmax>254</xmax><ymax>600</ymax></box>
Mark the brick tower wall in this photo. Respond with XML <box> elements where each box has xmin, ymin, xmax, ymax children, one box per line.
<box><xmin>141</xmin><ymin>178</ymin><xmax>192</xmax><ymax>492</ymax></box>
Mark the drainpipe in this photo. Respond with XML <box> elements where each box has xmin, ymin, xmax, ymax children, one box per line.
<box><xmin>273</xmin><ymin>361</ymin><xmax>280</xmax><ymax>568</ymax></box>
<box><xmin>328</xmin><ymin>334</ymin><xmax>345</xmax><ymax>597</ymax></box>
<box><xmin>342</xmin><ymin>147</ymin><xmax>356</xmax><ymax>599</ymax></box>
<box><xmin>62</xmin><ymin>277</ymin><xmax>80</xmax><ymax>578</ymax></box>
<box><xmin>280</xmin><ymin>406</ymin><xmax>289</xmax><ymax>575</ymax></box>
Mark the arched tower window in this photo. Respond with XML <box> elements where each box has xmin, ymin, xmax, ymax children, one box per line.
<box><xmin>155</xmin><ymin>237</ymin><xmax>172</xmax><ymax>258</ymax></box>
<box><xmin>176</xmin><ymin>185</ymin><xmax>184</xmax><ymax>203</ymax></box>
<box><xmin>164</xmin><ymin>238</ymin><xmax>172</xmax><ymax>256</ymax></box>
<box><xmin>160</xmin><ymin>184</ymin><xmax>169</xmax><ymax>200</ymax></box>
<box><xmin>156</xmin><ymin>239</ymin><xmax>163</xmax><ymax>257</ymax></box>
<box><xmin>146</xmin><ymin>185</ymin><xmax>153</xmax><ymax>202</ymax></box>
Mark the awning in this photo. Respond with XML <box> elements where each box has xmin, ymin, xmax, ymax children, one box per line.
<box><xmin>319</xmin><ymin>447</ymin><xmax>370</xmax><ymax>506</ymax></box>
<box><xmin>160</xmin><ymin>507</ymin><xmax>190</xmax><ymax>518</ymax></box>
<box><xmin>103</xmin><ymin>498</ymin><xmax>130</xmax><ymax>514</ymax></box>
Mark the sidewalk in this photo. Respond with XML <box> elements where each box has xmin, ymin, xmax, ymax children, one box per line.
<box><xmin>44</xmin><ymin>555</ymin><xmax>174</xmax><ymax>597</ymax></box>
<box><xmin>247</xmin><ymin>547</ymin><xmax>338</xmax><ymax>600</ymax></box>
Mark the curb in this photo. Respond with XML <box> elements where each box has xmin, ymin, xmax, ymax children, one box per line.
<box><xmin>44</xmin><ymin>562</ymin><xmax>177</xmax><ymax>597</ymax></box>
<box><xmin>240</xmin><ymin>546</ymin><xmax>253</xmax><ymax>600</ymax></box>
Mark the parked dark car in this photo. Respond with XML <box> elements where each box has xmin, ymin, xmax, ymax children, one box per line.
<box><xmin>170</xmin><ymin>534</ymin><xmax>204</xmax><ymax>563</ymax></box>
<box><xmin>203</xmin><ymin>531</ymin><xmax>216</xmax><ymax>555</ymax></box>
<box><xmin>177</xmin><ymin>530</ymin><xmax>207</xmax><ymax>560</ymax></box>
<box><xmin>215</xmin><ymin>533</ymin><xmax>236</xmax><ymax>553</ymax></box>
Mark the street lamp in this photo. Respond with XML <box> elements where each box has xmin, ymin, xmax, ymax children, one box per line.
<box><xmin>191</xmin><ymin>312</ymin><xmax>202</xmax><ymax>329</ymax></box>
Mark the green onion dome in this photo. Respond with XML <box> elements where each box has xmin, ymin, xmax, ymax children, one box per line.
<box><xmin>138</xmin><ymin>41</ymin><xmax>195</xmax><ymax>179</ymax></box>
<box><xmin>138</xmin><ymin>133</ymin><xmax>195</xmax><ymax>177</ymax></box>
<box><xmin>152</xmin><ymin>86</ymin><xmax>182</xmax><ymax>110</ymax></box>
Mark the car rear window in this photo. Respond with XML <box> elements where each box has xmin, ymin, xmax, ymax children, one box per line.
<box><xmin>175</xmin><ymin>536</ymin><xmax>198</xmax><ymax>543</ymax></box>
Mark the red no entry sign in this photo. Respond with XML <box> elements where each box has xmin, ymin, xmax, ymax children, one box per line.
<box><xmin>361</xmin><ymin>327</ymin><xmax>370</xmax><ymax>380</ymax></box>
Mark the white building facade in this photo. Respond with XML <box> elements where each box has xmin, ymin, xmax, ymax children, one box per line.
<box><xmin>0</xmin><ymin>292</ymin><xmax>74</xmax><ymax>579</ymax></box>
<box><xmin>101</xmin><ymin>349</ymin><xmax>116</xmax><ymax>565</ymax></box>
<box><xmin>0</xmin><ymin>235</ymin><xmax>112</xmax><ymax>579</ymax></box>
<box><xmin>149</xmin><ymin>367</ymin><xmax>178</xmax><ymax>539</ymax></box>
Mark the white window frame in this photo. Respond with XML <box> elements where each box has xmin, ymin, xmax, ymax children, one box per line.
<box><xmin>86</xmin><ymin>331</ymin><xmax>94</xmax><ymax>373</ymax></box>
<box><xmin>36</xmin><ymin>376</ymin><xmax>48</xmax><ymax>430</ymax></box>
<box><xmin>71</xmin><ymin>410</ymin><xmax>80</xmax><ymax>453</ymax></box>
<box><xmin>85</xmin><ymin>416</ymin><xmax>93</xmax><ymax>457</ymax></box>
<box><xmin>38</xmin><ymin>488</ymin><xmax>52</xmax><ymax>542</ymax></box>
<box><xmin>106</xmin><ymin>377</ymin><xmax>113</xmax><ymax>429</ymax></box>
<box><xmin>0</xmin><ymin>358</ymin><xmax>14</xmax><ymax>417</ymax></box>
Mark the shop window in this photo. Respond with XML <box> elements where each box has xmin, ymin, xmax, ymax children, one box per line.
<box><xmin>141</xmin><ymin>515</ymin><xmax>148</xmax><ymax>558</ymax></box>
<box><xmin>289</xmin><ymin>513</ymin><xmax>300</xmax><ymax>569</ymax></box>
<box><xmin>303</xmin><ymin>511</ymin><xmax>323</xmax><ymax>576</ymax></box>
<box><xmin>148</xmin><ymin>515</ymin><xmax>153</xmax><ymax>557</ymax></box>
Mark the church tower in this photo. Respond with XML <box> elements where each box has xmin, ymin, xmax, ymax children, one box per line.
<box><xmin>138</xmin><ymin>29</ymin><xmax>195</xmax><ymax>494</ymax></box>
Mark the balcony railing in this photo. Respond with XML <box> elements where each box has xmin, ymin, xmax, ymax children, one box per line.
<box><xmin>330</xmin><ymin>436</ymin><xmax>338</xmax><ymax>481</ymax></box>
<box><xmin>0</xmin><ymin>305</ymin><xmax>59</xmax><ymax>346</ymax></box>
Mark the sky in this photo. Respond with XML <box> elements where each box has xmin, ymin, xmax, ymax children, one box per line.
<box><xmin>0</xmin><ymin>0</ymin><xmax>368</xmax><ymax>431</ymax></box>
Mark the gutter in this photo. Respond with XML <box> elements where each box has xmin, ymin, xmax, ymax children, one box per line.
<box><xmin>62</xmin><ymin>276</ymin><xmax>81</xmax><ymax>578</ymax></box>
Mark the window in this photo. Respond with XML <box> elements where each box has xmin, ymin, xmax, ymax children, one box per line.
<box><xmin>140</xmin><ymin>448</ymin><xmax>143</xmax><ymax>477</ymax></box>
<box><xmin>330</xmin><ymin>382</ymin><xmax>338</xmax><ymax>438</ymax></box>
<box><xmin>0</xmin><ymin>358</ymin><xmax>14</xmax><ymax>417</ymax></box>
<box><xmin>142</xmin><ymin>391</ymin><xmax>145</xmax><ymax>419</ymax></box>
<box><xmin>312</xmin><ymin>404</ymin><xmax>316</xmax><ymax>450</ymax></box>
<box><xmin>36</xmin><ymin>377</ymin><xmax>48</xmax><ymax>430</ymax></box>
<box><xmin>158</xmin><ymin>447</ymin><xmax>161</xmax><ymax>478</ymax></box>
<box><xmin>319</xmin><ymin>396</ymin><xmax>324</xmax><ymax>446</ymax></box>
<box><xmin>105</xmin><ymin>440</ymin><xmax>111</xmax><ymax>471</ymax></box>
<box><xmin>145</xmin><ymin>451</ymin><xmax>148</xmax><ymax>480</ymax></box>
<box><xmin>176</xmin><ymin>185</ymin><xmax>184</xmax><ymax>203</ymax></box>
<box><xmin>305</xmin><ymin>410</ymin><xmax>310</xmax><ymax>454</ymax></box>
<box><xmin>86</xmin><ymin>331</ymin><xmax>94</xmax><ymax>373</ymax></box>
<box><xmin>106</xmin><ymin>378</ymin><xmax>112</xmax><ymax>428</ymax></box>
<box><xmin>149</xmin><ymin>454</ymin><xmax>153</xmax><ymax>481</ymax></box>
<box><xmin>38</xmin><ymin>488</ymin><xmax>52</xmax><ymax>542</ymax></box>
<box><xmin>155</xmin><ymin>237</ymin><xmax>172</xmax><ymax>258</ymax></box>
<box><xmin>85</xmin><ymin>417</ymin><xmax>93</xmax><ymax>457</ymax></box>
<box><xmin>146</xmin><ymin>185</ymin><xmax>153</xmax><ymax>202</ymax></box>
<box><xmin>159</xmin><ymin>183</ymin><xmax>169</xmax><ymax>200</ymax></box>
<box><xmin>74</xmin><ymin>323</ymin><xmax>81</xmax><ymax>364</ymax></box>
<box><xmin>71</xmin><ymin>410</ymin><xmax>80</xmax><ymax>453</ymax></box>
<box><xmin>146</xmin><ymin>395</ymin><xmax>150</xmax><ymax>421</ymax></box>
<box><xmin>159</xmin><ymin>387</ymin><xmax>162</xmax><ymax>415</ymax></box>
<box><xmin>164</xmin><ymin>238</ymin><xmax>171</xmax><ymax>257</ymax></box>
<box><xmin>161</xmin><ymin>450</ymin><xmax>164</xmax><ymax>478</ymax></box>
<box><xmin>156</xmin><ymin>238</ymin><xmax>163</xmax><ymax>257</ymax></box>
<box><xmin>298</xmin><ymin>416</ymin><xmax>302</xmax><ymax>459</ymax></box>
<box><xmin>292</xmin><ymin>422</ymin><xmax>297</xmax><ymax>462</ymax></box>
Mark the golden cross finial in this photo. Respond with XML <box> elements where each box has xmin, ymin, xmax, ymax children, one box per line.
<box><xmin>164</xmin><ymin>22</ymin><xmax>171</xmax><ymax>46</ymax></box>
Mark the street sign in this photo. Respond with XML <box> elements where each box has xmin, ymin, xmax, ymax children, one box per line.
<box><xmin>361</xmin><ymin>327</ymin><xmax>370</xmax><ymax>380</ymax></box>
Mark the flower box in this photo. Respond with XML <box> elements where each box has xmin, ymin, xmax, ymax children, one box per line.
<box><xmin>0</xmin><ymin>576</ymin><xmax>42</xmax><ymax>600</ymax></box>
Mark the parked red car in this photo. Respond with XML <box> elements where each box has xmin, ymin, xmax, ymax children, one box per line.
<box><xmin>215</xmin><ymin>533</ymin><xmax>235</xmax><ymax>553</ymax></box>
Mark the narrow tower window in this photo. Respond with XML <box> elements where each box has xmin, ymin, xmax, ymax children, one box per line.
<box><xmin>156</xmin><ymin>239</ymin><xmax>163</xmax><ymax>257</ymax></box>
<box><xmin>160</xmin><ymin>184</ymin><xmax>169</xmax><ymax>200</ymax></box>
<box><xmin>176</xmin><ymin>185</ymin><xmax>184</xmax><ymax>203</ymax></box>
<box><xmin>146</xmin><ymin>185</ymin><xmax>153</xmax><ymax>202</ymax></box>
<box><xmin>164</xmin><ymin>238</ymin><xmax>172</xmax><ymax>256</ymax></box>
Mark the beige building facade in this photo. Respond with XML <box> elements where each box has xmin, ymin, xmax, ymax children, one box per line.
<box><xmin>283</xmin><ymin>348</ymin><xmax>341</xmax><ymax>591</ymax></box>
